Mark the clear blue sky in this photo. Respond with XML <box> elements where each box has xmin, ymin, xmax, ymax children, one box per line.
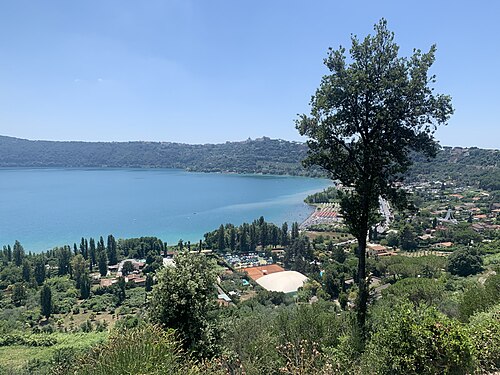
<box><xmin>0</xmin><ymin>1</ymin><xmax>498</xmax><ymax>148</ymax></box>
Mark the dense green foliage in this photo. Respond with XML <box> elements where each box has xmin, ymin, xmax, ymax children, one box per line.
<box><xmin>447</xmin><ymin>247</ymin><xmax>483</xmax><ymax>276</ymax></box>
<box><xmin>364</xmin><ymin>303</ymin><xmax>475</xmax><ymax>374</ymax></box>
<box><xmin>149</xmin><ymin>252</ymin><xmax>220</xmax><ymax>357</ymax></box>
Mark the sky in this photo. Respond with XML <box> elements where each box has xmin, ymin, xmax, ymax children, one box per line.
<box><xmin>0</xmin><ymin>1</ymin><xmax>499</xmax><ymax>148</ymax></box>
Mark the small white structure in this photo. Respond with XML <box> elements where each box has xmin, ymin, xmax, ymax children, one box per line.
<box><xmin>256</xmin><ymin>271</ymin><xmax>307</xmax><ymax>293</ymax></box>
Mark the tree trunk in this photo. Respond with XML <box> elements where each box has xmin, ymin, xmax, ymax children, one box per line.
<box><xmin>356</xmin><ymin>232</ymin><xmax>368</xmax><ymax>338</ymax></box>
<box><xmin>356</xmin><ymin>188</ymin><xmax>371</xmax><ymax>342</ymax></box>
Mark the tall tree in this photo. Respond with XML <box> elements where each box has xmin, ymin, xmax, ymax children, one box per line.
<box><xmin>296</xmin><ymin>19</ymin><xmax>453</xmax><ymax>334</ymax></box>
<box><xmin>217</xmin><ymin>224</ymin><xmax>225</xmax><ymax>250</ymax></box>
<box><xmin>107</xmin><ymin>234</ymin><xmax>118</xmax><ymax>266</ymax></box>
<box><xmin>291</xmin><ymin>222</ymin><xmax>299</xmax><ymax>240</ymax></box>
<box><xmin>33</xmin><ymin>257</ymin><xmax>46</xmax><ymax>286</ymax></box>
<box><xmin>97</xmin><ymin>248</ymin><xmax>108</xmax><ymax>277</ymax></box>
<box><xmin>40</xmin><ymin>284</ymin><xmax>52</xmax><ymax>318</ymax></box>
<box><xmin>57</xmin><ymin>246</ymin><xmax>72</xmax><ymax>276</ymax></box>
<box><xmin>22</xmin><ymin>259</ymin><xmax>32</xmax><ymax>282</ymax></box>
<box><xmin>229</xmin><ymin>226</ymin><xmax>237</xmax><ymax>251</ymax></box>
<box><xmin>89</xmin><ymin>238</ymin><xmax>96</xmax><ymax>270</ymax></box>
<box><xmin>249</xmin><ymin>224</ymin><xmax>257</xmax><ymax>251</ymax></box>
<box><xmin>80</xmin><ymin>274</ymin><xmax>91</xmax><ymax>299</ymax></box>
<box><xmin>5</xmin><ymin>245</ymin><xmax>12</xmax><ymax>262</ymax></box>
<box><xmin>71</xmin><ymin>254</ymin><xmax>87</xmax><ymax>289</ymax></box>
<box><xmin>114</xmin><ymin>276</ymin><xmax>126</xmax><ymax>304</ymax></box>
<box><xmin>13</xmin><ymin>240</ymin><xmax>24</xmax><ymax>266</ymax></box>
<box><xmin>281</xmin><ymin>222</ymin><xmax>289</xmax><ymax>246</ymax></box>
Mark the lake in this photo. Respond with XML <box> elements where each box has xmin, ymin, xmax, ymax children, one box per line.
<box><xmin>0</xmin><ymin>168</ymin><xmax>331</xmax><ymax>252</ymax></box>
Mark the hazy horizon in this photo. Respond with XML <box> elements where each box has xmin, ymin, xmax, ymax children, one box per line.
<box><xmin>1</xmin><ymin>133</ymin><xmax>499</xmax><ymax>151</ymax></box>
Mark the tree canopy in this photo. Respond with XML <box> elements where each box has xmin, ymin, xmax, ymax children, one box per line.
<box><xmin>149</xmin><ymin>252</ymin><xmax>220</xmax><ymax>357</ymax></box>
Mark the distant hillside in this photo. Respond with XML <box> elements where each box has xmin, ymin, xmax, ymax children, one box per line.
<box><xmin>0</xmin><ymin>135</ymin><xmax>322</xmax><ymax>177</ymax></box>
<box><xmin>408</xmin><ymin>147</ymin><xmax>500</xmax><ymax>190</ymax></box>
<box><xmin>0</xmin><ymin>136</ymin><xmax>498</xmax><ymax>188</ymax></box>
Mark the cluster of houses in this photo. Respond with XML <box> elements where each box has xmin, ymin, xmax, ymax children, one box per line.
<box><xmin>96</xmin><ymin>259</ymin><xmax>147</xmax><ymax>288</ymax></box>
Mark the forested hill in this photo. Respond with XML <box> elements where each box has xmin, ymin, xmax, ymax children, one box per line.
<box><xmin>0</xmin><ymin>135</ymin><xmax>321</xmax><ymax>176</ymax></box>
<box><xmin>0</xmin><ymin>135</ymin><xmax>499</xmax><ymax>187</ymax></box>
<box><xmin>408</xmin><ymin>146</ymin><xmax>500</xmax><ymax>190</ymax></box>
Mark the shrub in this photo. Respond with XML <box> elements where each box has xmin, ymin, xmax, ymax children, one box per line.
<box><xmin>468</xmin><ymin>304</ymin><xmax>500</xmax><ymax>372</ymax></box>
<box><xmin>63</xmin><ymin>325</ymin><xmax>215</xmax><ymax>375</ymax></box>
<box><xmin>363</xmin><ymin>303</ymin><xmax>475</xmax><ymax>374</ymax></box>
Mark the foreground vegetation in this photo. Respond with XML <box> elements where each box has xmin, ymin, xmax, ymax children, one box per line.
<box><xmin>0</xmin><ymin>211</ymin><xmax>498</xmax><ymax>374</ymax></box>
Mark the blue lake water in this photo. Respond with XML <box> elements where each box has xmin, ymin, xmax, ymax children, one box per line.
<box><xmin>0</xmin><ymin>168</ymin><xmax>331</xmax><ymax>252</ymax></box>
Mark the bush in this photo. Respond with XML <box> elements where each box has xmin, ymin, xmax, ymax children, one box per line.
<box><xmin>447</xmin><ymin>248</ymin><xmax>483</xmax><ymax>276</ymax></box>
<box><xmin>363</xmin><ymin>303</ymin><xmax>475</xmax><ymax>374</ymax></box>
<box><xmin>0</xmin><ymin>333</ymin><xmax>57</xmax><ymax>347</ymax></box>
<box><xmin>468</xmin><ymin>304</ymin><xmax>500</xmax><ymax>373</ymax></box>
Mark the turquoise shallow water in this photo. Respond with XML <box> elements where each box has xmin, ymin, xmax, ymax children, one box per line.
<box><xmin>0</xmin><ymin>168</ymin><xmax>331</xmax><ymax>252</ymax></box>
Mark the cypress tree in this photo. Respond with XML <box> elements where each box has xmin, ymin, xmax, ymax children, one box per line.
<box><xmin>13</xmin><ymin>240</ymin><xmax>24</xmax><ymax>266</ymax></box>
<box><xmin>40</xmin><ymin>284</ymin><xmax>52</xmax><ymax>318</ymax></box>
<box><xmin>107</xmin><ymin>234</ymin><xmax>118</xmax><ymax>266</ymax></box>
<box><xmin>22</xmin><ymin>259</ymin><xmax>31</xmax><ymax>282</ymax></box>
<box><xmin>217</xmin><ymin>224</ymin><xmax>225</xmax><ymax>250</ymax></box>
<box><xmin>97</xmin><ymin>249</ymin><xmax>108</xmax><ymax>277</ymax></box>
<box><xmin>34</xmin><ymin>257</ymin><xmax>46</xmax><ymax>286</ymax></box>
<box><xmin>80</xmin><ymin>274</ymin><xmax>91</xmax><ymax>299</ymax></box>
<box><xmin>281</xmin><ymin>222</ymin><xmax>289</xmax><ymax>246</ymax></box>
<box><xmin>89</xmin><ymin>238</ymin><xmax>96</xmax><ymax>270</ymax></box>
<box><xmin>291</xmin><ymin>222</ymin><xmax>300</xmax><ymax>240</ymax></box>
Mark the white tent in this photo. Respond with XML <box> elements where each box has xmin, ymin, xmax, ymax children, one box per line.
<box><xmin>256</xmin><ymin>271</ymin><xmax>307</xmax><ymax>293</ymax></box>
